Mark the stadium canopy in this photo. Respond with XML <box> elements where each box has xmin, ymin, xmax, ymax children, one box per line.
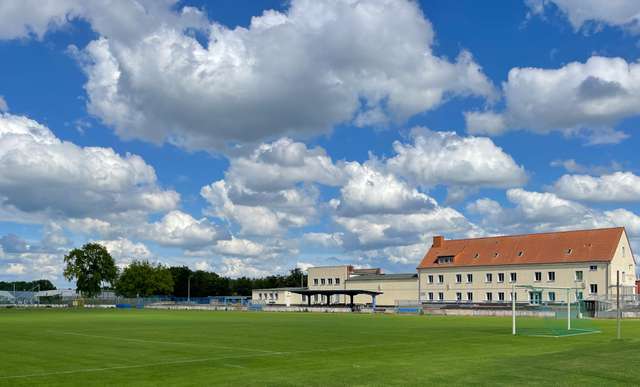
<box><xmin>290</xmin><ymin>289</ymin><xmax>383</xmax><ymax>307</ymax></box>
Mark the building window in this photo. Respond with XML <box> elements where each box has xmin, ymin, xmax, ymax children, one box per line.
<box><xmin>517</xmin><ymin>251</ymin><xmax>524</xmax><ymax>257</ymax></box>
<box><xmin>510</xmin><ymin>272</ymin><xmax>517</xmax><ymax>283</ymax></box>
<box><xmin>622</xmin><ymin>246</ymin><xmax>626</xmax><ymax>257</ymax></box>
<box><xmin>438</xmin><ymin>292</ymin><xmax>444</xmax><ymax>301</ymax></box>
<box><xmin>428</xmin><ymin>275</ymin><xmax>434</xmax><ymax>284</ymax></box>
<box><xmin>548</xmin><ymin>292</ymin><xmax>556</xmax><ymax>302</ymax></box>
<box><xmin>467</xmin><ymin>292</ymin><xmax>473</xmax><ymax>301</ymax></box>
<box><xmin>565</xmin><ymin>248</ymin><xmax>572</xmax><ymax>255</ymax></box>
<box><xmin>437</xmin><ymin>255</ymin><xmax>454</xmax><ymax>264</ymax></box>
<box><xmin>328</xmin><ymin>278</ymin><xmax>333</xmax><ymax>285</ymax></box>
<box><xmin>577</xmin><ymin>291</ymin><xmax>583</xmax><ymax>300</ymax></box>
<box><xmin>335</xmin><ymin>278</ymin><xmax>340</xmax><ymax>285</ymax></box>
<box><xmin>275</xmin><ymin>293</ymin><xmax>278</xmax><ymax>300</ymax></box>
<box><xmin>548</xmin><ymin>271</ymin><xmax>555</xmax><ymax>282</ymax></box>
<box><xmin>321</xmin><ymin>278</ymin><xmax>326</xmax><ymax>285</ymax></box>
<box><xmin>575</xmin><ymin>271</ymin><xmax>583</xmax><ymax>281</ymax></box>
<box><xmin>456</xmin><ymin>274</ymin><xmax>462</xmax><ymax>283</ymax></box>
<box><xmin>467</xmin><ymin>274</ymin><xmax>473</xmax><ymax>283</ymax></box>
<box><xmin>428</xmin><ymin>292</ymin><xmax>434</xmax><ymax>301</ymax></box>
<box><xmin>456</xmin><ymin>292</ymin><xmax>462</xmax><ymax>301</ymax></box>
<box><xmin>485</xmin><ymin>273</ymin><xmax>492</xmax><ymax>283</ymax></box>
<box><xmin>534</xmin><ymin>272</ymin><xmax>542</xmax><ymax>282</ymax></box>
<box><xmin>259</xmin><ymin>293</ymin><xmax>262</xmax><ymax>300</ymax></box>
<box><xmin>486</xmin><ymin>292</ymin><xmax>493</xmax><ymax>302</ymax></box>
<box><xmin>589</xmin><ymin>265</ymin><xmax>597</xmax><ymax>271</ymax></box>
<box><xmin>302</xmin><ymin>295</ymin><xmax>306</xmax><ymax>302</ymax></box>
<box><xmin>590</xmin><ymin>284</ymin><xmax>598</xmax><ymax>294</ymax></box>
<box><xmin>313</xmin><ymin>278</ymin><xmax>319</xmax><ymax>285</ymax></box>
<box><xmin>498</xmin><ymin>292</ymin><xmax>505</xmax><ymax>302</ymax></box>
<box><xmin>314</xmin><ymin>294</ymin><xmax>318</xmax><ymax>302</ymax></box>
<box><xmin>438</xmin><ymin>275</ymin><xmax>444</xmax><ymax>283</ymax></box>
<box><xmin>498</xmin><ymin>273</ymin><xmax>505</xmax><ymax>283</ymax></box>
<box><xmin>510</xmin><ymin>292</ymin><xmax>517</xmax><ymax>301</ymax></box>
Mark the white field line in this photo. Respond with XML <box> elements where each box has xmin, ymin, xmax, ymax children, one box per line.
<box><xmin>223</xmin><ymin>364</ymin><xmax>245</xmax><ymax>369</ymax></box>
<box><xmin>0</xmin><ymin>340</ymin><xmax>425</xmax><ymax>380</ymax></box>
<box><xmin>523</xmin><ymin>330</ymin><xmax>601</xmax><ymax>338</ymax></box>
<box><xmin>47</xmin><ymin>330</ymin><xmax>280</xmax><ymax>354</ymax></box>
<box><xmin>0</xmin><ymin>352</ymin><xmax>281</xmax><ymax>380</ymax></box>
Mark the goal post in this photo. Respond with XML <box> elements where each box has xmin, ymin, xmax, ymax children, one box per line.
<box><xmin>511</xmin><ymin>285</ymin><xmax>599</xmax><ymax>337</ymax></box>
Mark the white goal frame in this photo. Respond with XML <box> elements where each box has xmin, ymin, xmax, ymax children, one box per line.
<box><xmin>511</xmin><ymin>284</ymin><xmax>582</xmax><ymax>336</ymax></box>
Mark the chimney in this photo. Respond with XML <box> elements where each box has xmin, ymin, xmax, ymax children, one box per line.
<box><xmin>432</xmin><ymin>235</ymin><xmax>444</xmax><ymax>248</ymax></box>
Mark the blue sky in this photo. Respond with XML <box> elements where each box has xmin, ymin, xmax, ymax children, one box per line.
<box><xmin>1</xmin><ymin>0</ymin><xmax>640</xmax><ymax>286</ymax></box>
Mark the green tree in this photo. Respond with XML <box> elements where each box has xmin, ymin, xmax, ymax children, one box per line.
<box><xmin>115</xmin><ymin>261</ymin><xmax>174</xmax><ymax>297</ymax></box>
<box><xmin>0</xmin><ymin>280</ymin><xmax>55</xmax><ymax>291</ymax></box>
<box><xmin>63</xmin><ymin>243</ymin><xmax>118</xmax><ymax>297</ymax></box>
<box><xmin>169</xmin><ymin>266</ymin><xmax>192</xmax><ymax>297</ymax></box>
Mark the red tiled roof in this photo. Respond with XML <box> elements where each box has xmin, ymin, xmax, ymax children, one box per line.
<box><xmin>418</xmin><ymin>227</ymin><xmax>624</xmax><ymax>269</ymax></box>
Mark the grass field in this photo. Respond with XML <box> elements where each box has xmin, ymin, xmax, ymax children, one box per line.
<box><xmin>1</xmin><ymin>309</ymin><xmax>639</xmax><ymax>386</ymax></box>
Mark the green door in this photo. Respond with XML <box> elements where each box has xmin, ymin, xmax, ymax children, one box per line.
<box><xmin>529</xmin><ymin>291</ymin><xmax>542</xmax><ymax>305</ymax></box>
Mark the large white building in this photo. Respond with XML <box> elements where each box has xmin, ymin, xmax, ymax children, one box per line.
<box><xmin>418</xmin><ymin>227</ymin><xmax>637</xmax><ymax>305</ymax></box>
<box><xmin>252</xmin><ymin>227</ymin><xmax>637</xmax><ymax>308</ymax></box>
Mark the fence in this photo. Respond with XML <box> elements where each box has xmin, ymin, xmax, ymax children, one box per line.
<box><xmin>1</xmin><ymin>293</ymin><xmax>251</xmax><ymax>308</ymax></box>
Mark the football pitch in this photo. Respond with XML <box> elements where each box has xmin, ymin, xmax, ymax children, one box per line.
<box><xmin>1</xmin><ymin>309</ymin><xmax>639</xmax><ymax>386</ymax></box>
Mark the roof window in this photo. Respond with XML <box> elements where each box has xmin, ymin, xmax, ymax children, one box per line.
<box><xmin>474</xmin><ymin>253</ymin><xmax>480</xmax><ymax>259</ymax></box>
<box><xmin>436</xmin><ymin>255</ymin><xmax>454</xmax><ymax>264</ymax></box>
<box><xmin>494</xmin><ymin>252</ymin><xmax>499</xmax><ymax>257</ymax></box>
<box><xmin>517</xmin><ymin>251</ymin><xmax>524</xmax><ymax>257</ymax></box>
<box><xmin>565</xmin><ymin>248</ymin><xmax>572</xmax><ymax>255</ymax></box>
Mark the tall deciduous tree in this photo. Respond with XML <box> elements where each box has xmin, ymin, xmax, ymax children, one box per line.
<box><xmin>63</xmin><ymin>243</ymin><xmax>118</xmax><ymax>297</ymax></box>
<box><xmin>115</xmin><ymin>260</ymin><xmax>174</xmax><ymax>297</ymax></box>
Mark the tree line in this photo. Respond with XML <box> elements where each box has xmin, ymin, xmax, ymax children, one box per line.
<box><xmin>63</xmin><ymin>243</ymin><xmax>307</xmax><ymax>298</ymax></box>
<box><xmin>0</xmin><ymin>280</ymin><xmax>56</xmax><ymax>292</ymax></box>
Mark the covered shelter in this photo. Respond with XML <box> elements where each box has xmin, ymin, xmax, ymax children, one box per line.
<box><xmin>290</xmin><ymin>289</ymin><xmax>383</xmax><ymax>308</ymax></box>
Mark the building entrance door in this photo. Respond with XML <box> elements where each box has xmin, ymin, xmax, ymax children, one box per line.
<box><xmin>529</xmin><ymin>291</ymin><xmax>542</xmax><ymax>305</ymax></box>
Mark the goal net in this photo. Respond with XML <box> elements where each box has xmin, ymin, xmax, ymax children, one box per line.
<box><xmin>511</xmin><ymin>285</ymin><xmax>600</xmax><ymax>337</ymax></box>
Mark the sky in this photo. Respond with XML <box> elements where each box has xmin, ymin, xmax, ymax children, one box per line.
<box><xmin>1</xmin><ymin>0</ymin><xmax>640</xmax><ymax>287</ymax></box>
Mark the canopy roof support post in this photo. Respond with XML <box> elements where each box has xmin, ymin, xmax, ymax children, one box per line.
<box><xmin>372</xmin><ymin>295</ymin><xmax>377</xmax><ymax>309</ymax></box>
<box><xmin>349</xmin><ymin>294</ymin><xmax>354</xmax><ymax>308</ymax></box>
<box><xmin>307</xmin><ymin>295</ymin><xmax>311</xmax><ymax>306</ymax></box>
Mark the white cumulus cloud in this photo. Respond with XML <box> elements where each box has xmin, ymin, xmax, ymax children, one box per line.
<box><xmin>0</xmin><ymin>113</ymin><xmax>179</xmax><ymax>221</ymax></box>
<box><xmin>387</xmin><ymin>128</ymin><xmax>527</xmax><ymax>194</ymax></box>
<box><xmin>466</xmin><ymin>56</ymin><xmax>640</xmax><ymax>144</ymax></box>
<box><xmin>553</xmin><ymin>172</ymin><xmax>640</xmax><ymax>202</ymax></box>
<box><xmin>527</xmin><ymin>0</ymin><xmax>640</xmax><ymax>34</ymax></box>
<box><xmin>143</xmin><ymin>210</ymin><xmax>228</xmax><ymax>249</ymax></box>
<box><xmin>69</xmin><ymin>0</ymin><xmax>495</xmax><ymax>151</ymax></box>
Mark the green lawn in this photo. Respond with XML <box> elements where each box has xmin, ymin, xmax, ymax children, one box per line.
<box><xmin>0</xmin><ymin>309</ymin><xmax>638</xmax><ymax>386</ymax></box>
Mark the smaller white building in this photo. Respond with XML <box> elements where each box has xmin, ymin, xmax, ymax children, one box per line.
<box><xmin>252</xmin><ymin>287</ymin><xmax>305</xmax><ymax>306</ymax></box>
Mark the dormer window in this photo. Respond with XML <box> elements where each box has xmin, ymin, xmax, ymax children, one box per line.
<box><xmin>436</xmin><ymin>255</ymin><xmax>454</xmax><ymax>264</ymax></box>
<box><xmin>565</xmin><ymin>248</ymin><xmax>572</xmax><ymax>255</ymax></box>
<box><xmin>517</xmin><ymin>251</ymin><xmax>524</xmax><ymax>257</ymax></box>
<box><xmin>474</xmin><ymin>253</ymin><xmax>480</xmax><ymax>259</ymax></box>
<box><xmin>494</xmin><ymin>252</ymin><xmax>499</xmax><ymax>257</ymax></box>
